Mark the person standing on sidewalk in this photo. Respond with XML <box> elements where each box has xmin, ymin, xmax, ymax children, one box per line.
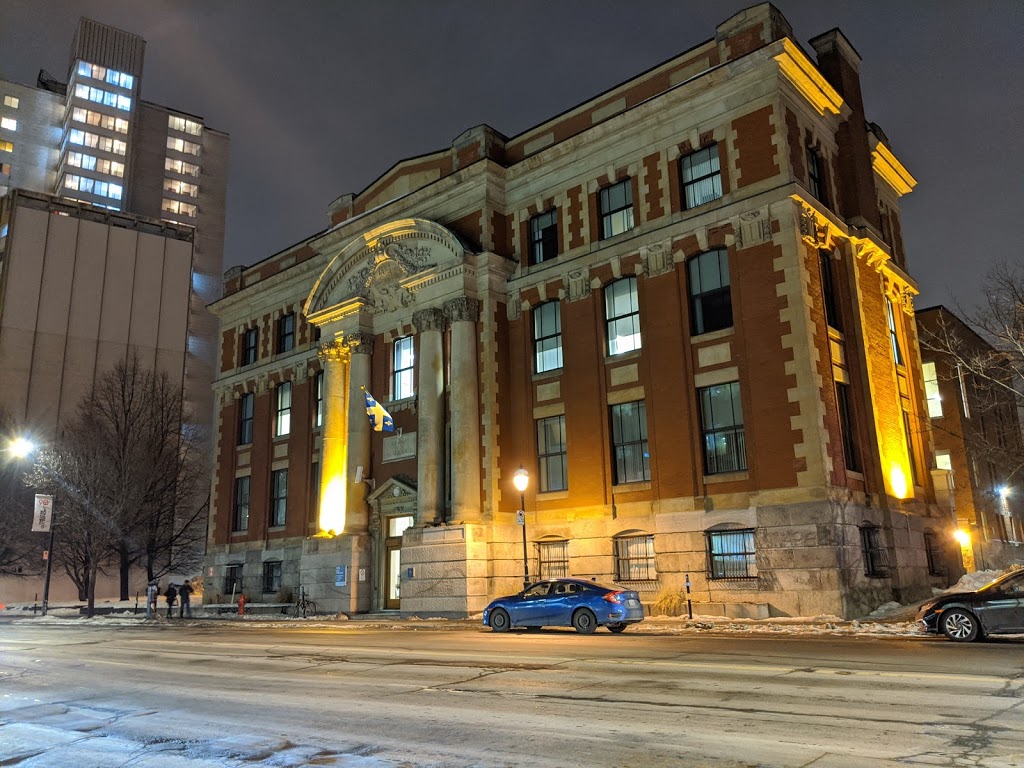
<box><xmin>145</xmin><ymin>581</ymin><xmax>158</xmax><ymax>619</ymax></box>
<box><xmin>164</xmin><ymin>583</ymin><xmax>178</xmax><ymax>619</ymax></box>
<box><xmin>179</xmin><ymin>579</ymin><xmax>193</xmax><ymax>618</ymax></box>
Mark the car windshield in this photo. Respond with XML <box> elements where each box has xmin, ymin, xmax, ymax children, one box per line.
<box><xmin>978</xmin><ymin>570</ymin><xmax>1024</xmax><ymax>593</ymax></box>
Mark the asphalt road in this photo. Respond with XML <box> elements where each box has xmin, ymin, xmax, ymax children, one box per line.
<box><xmin>1</xmin><ymin>621</ymin><xmax>1022</xmax><ymax>767</ymax></box>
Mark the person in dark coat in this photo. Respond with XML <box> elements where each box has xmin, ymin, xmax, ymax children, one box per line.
<box><xmin>165</xmin><ymin>583</ymin><xmax>178</xmax><ymax>618</ymax></box>
<box><xmin>179</xmin><ymin>579</ymin><xmax>193</xmax><ymax>618</ymax></box>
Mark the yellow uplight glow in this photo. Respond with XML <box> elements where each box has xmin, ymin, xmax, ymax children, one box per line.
<box><xmin>888</xmin><ymin>465</ymin><xmax>909</xmax><ymax>499</ymax></box>
<box><xmin>319</xmin><ymin>476</ymin><xmax>347</xmax><ymax>536</ymax></box>
<box><xmin>953</xmin><ymin>529</ymin><xmax>971</xmax><ymax>546</ymax></box>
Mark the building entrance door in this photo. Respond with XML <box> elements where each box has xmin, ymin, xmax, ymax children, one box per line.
<box><xmin>384</xmin><ymin>515</ymin><xmax>414</xmax><ymax>610</ymax></box>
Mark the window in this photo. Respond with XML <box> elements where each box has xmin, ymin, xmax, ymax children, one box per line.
<box><xmin>935</xmin><ymin>450</ymin><xmax>952</xmax><ymax>472</ymax></box>
<box><xmin>860</xmin><ymin>524</ymin><xmax>888</xmax><ymax>577</ymax></box>
<box><xmin>165</xmin><ymin>157</ymin><xmax>200</xmax><ymax>176</ymax></box>
<box><xmin>163</xmin><ymin>178</ymin><xmax>198</xmax><ymax>196</ymax></box>
<box><xmin>311</xmin><ymin>461</ymin><xmax>321</xmax><ymax>516</ymax></box>
<box><xmin>819</xmin><ymin>250</ymin><xmax>841</xmax><ymax>330</ymax></box>
<box><xmin>275</xmin><ymin>382</ymin><xmax>292</xmax><ymax>437</ymax></box>
<box><xmin>807</xmin><ymin>146</ymin><xmax>827</xmax><ymax>204</ymax></box>
<box><xmin>886</xmin><ymin>298</ymin><xmax>903</xmax><ymax>366</ymax></box>
<box><xmin>277</xmin><ymin>313</ymin><xmax>294</xmax><ymax>353</ymax></box>
<box><xmin>0</xmin><ymin>140</ymin><xmax>12</xmax><ymax>152</ymax></box>
<box><xmin>270</xmin><ymin>469</ymin><xmax>288</xmax><ymax>527</ymax></box>
<box><xmin>922</xmin><ymin>361</ymin><xmax>942</xmax><ymax>418</ymax></box>
<box><xmin>262</xmin><ymin>561</ymin><xmax>282</xmax><ymax>594</ymax></box>
<box><xmin>614</xmin><ymin>534</ymin><xmax>656</xmax><ymax>581</ymax></box>
<box><xmin>533</xmin><ymin>301</ymin><xmax>562</xmax><ymax>373</ymax></box>
<box><xmin>393</xmin><ymin>336</ymin><xmax>414</xmax><ymax>399</ymax></box>
<box><xmin>3</xmin><ymin>95</ymin><xmax>19</xmax><ymax>108</ymax></box>
<box><xmin>233</xmin><ymin>477</ymin><xmax>250</xmax><ymax>532</ymax></box>
<box><xmin>537</xmin><ymin>415</ymin><xmax>567</xmax><ymax>492</ymax></box>
<box><xmin>167</xmin><ymin>136</ymin><xmax>201</xmax><ymax>156</ymax></box>
<box><xmin>707</xmin><ymin>529</ymin><xmax>756</xmax><ymax>579</ymax></box>
<box><xmin>681</xmin><ymin>143</ymin><xmax>723</xmax><ymax>209</ymax></box>
<box><xmin>698</xmin><ymin>381</ymin><xmax>747</xmax><ymax>475</ymax></box>
<box><xmin>537</xmin><ymin>540</ymin><xmax>569</xmax><ymax>579</ymax></box>
<box><xmin>241</xmin><ymin>328</ymin><xmax>258</xmax><ymax>366</ymax></box>
<box><xmin>529</xmin><ymin>209</ymin><xmax>558</xmax><ymax>264</ymax></box>
<box><xmin>902</xmin><ymin>409</ymin><xmax>919</xmax><ymax>486</ymax></box>
<box><xmin>610</xmin><ymin>401</ymin><xmax>649</xmax><ymax>484</ymax></box>
<box><xmin>161</xmin><ymin>198</ymin><xmax>197</xmax><ymax>217</ymax></box>
<box><xmin>605</xmin><ymin>277</ymin><xmax>641</xmax><ymax>355</ymax></box>
<box><xmin>168</xmin><ymin>115</ymin><xmax>202</xmax><ymax>136</ymax></box>
<box><xmin>923</xmin><ymin>531</ymin><xmax>944</xmax><ymax>577</ymax></box>
<box><xmin>315</xmin><ymin>371</ymin><xmax>324</xmax><ymax>428</ymax></box>
<box><xmin>1</xmin><ymin>117</ymin><xmax>16</xmax><ymax>131</ymax></box>
<box><xmin>835</xmin><ymin>383</ymin><xmax>861</xmax><ymax>472</ymax></box>
<box><xmin>224</xmin><ymin>564</ymin><xmax>243</xmax><ymax>596</ymax></box>
<box><xmin>598</xmin><ymin>179</ymin><xmax>634</xmax><ymax>239</ymax></box>
<box><xmin>238</xmin><ymin>393</ymin><xmax>254</xmax><ymax>445</ymax></box>
<box><xmin>687</xmin><ymin>249</ymin><xmax>731</xmax><ymax>335</ymax></box>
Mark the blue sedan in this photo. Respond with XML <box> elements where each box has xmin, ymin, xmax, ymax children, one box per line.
<box><xmin>483</xmin><ymin>578</ymin><xmax>645</xmax><ymax>634</ymax></box>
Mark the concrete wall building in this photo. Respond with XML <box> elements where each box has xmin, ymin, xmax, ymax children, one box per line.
<box><xmin>205</xmin><ymin>4</ymin><xmax>955</xmax><ymax>620</ymax></box>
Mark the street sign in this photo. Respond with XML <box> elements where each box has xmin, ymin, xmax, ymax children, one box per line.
<box><xmin>32</xmin><ymin>495</ymin><xmax>53</xmax><ymax>532</ymax></box>
<box><xmin>516</xmin><ymin>510</ymin><xmax>525</xmax><ymax>525</ymax></box>
<box><xmin>42</xmin><ymin>550</ymin><xmax>49</xmax><ymax>561</ymax></box>
<box><xmin>335</xmin><ymin>565</ymin><xmax>348</xmax><ymax>587</ymax></box>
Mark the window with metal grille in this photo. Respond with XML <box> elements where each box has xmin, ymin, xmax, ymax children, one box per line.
<box><xmin>241</xmin><ymin>328</ymin><xmax>258</xmax><ymax>366</ymax></box>
<box><xmin>533</xmin><ymin>301</ymin><xmax>562</xmax><ymax>373</ymax></box>
<box><xmin>529</xmin><ymin>209</ymin><xmax>559</xmax><ymax>264</ymax></box>
<box><xmin>275</xmin><ymin>382</ymin><xmax>291</xmax><ymax>437</ymax></box>
<box><xmin>886</xmin><ymin>298</ymin><xmax>903</xmax><ymax>366</ymax></box>
<box><xmin>537</xmin><ymin>540</ymin><xmax>569</xmax><ymax>579</ymax></box>
<box><xmin>923</xmin><ymin>531</ymin><xmax>944</xmax><ymax>577</ymax></box>
<box><xmin>819</xmin><ymin>249</ymin><xmax>841</xmax><ymax>330</ymax></box>
<box><xmin>807</xmin><ymin>146</ymin><xmax>827</xmax><ymax>205</ymax></box>
<box><xmin>393</xmin><ymin>336</ymin><xmax>415</xmax><ymax>399</ymax></box>
<box><xmin>233</xmin><ymin>477</ymin><xmax>250</xmax><ymax>532</ymax></box>
<box><xmin>604</xmin><ymin>277</ymin><xmax>641</xmax><ymax>355</ymax></box>
<box><xmin>270</xmin><ymin>469</ymin><xmax>287</xmax><ymax>527</ymax></box>
<box><xmin>698</xmin><ymin>382</ymin><xmax>747</xmax><ymax>475</ymax></box>
<box><xmin>860</xmin><ymin>524</ymin><xmax>888</xmax><ymax>577</ymax></box>
<box><xmin>238</xmin><ymin>393</ymin><xmax>254</xmax><ymax>446</ymax></box>
<box><xmin>610</xmin><ymin>401</ymin><xmax>649</xmax><ymax>484</ymax></box>
<box><xmin>277</xmin><ymin>313</ymin><xmax>294</xmax><ymax>353</ymax></box>
<box><xmin>614</xmin><ymin>534</ymin><xmax>656</xmax><ymax>581</ymax></box>
<box><xmin>687</xmin><ymin>249</ymin><xmax>731</xmax><ymax>335</ymax></box>
<box><xmin>707</xmin><ymin>529</ymin><xmax>757</xmax><ymax>579</ymax></box>
<box><xmin>836</xmin><ymin>383</ymin><xmax>861</xmax><ymax>472</ymax></box>
<box><xmin>262</xmin><ymin>561</ymin><xmax>282</xmax><ymax>594</ymax></box>
<box><xmin>681</xmin><ymin>144</ymin><xmax>723</xmax><ymax>209</ymax></box>
<box><xmin>224</xmin><ymin>564</ymin><xmax>243</xmax><ymax>596</ymax></box>
<box><xmin>537</xmin><ymin>414</ymin><xmax>567</xmax><ymax>492</ymax></box>
<box><xmin>598</xmin><ymin>179</ymin><xmax>634</xmax><ymax>239</ymax></box>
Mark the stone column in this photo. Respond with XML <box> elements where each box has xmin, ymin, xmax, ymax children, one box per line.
<box><xmin>316</xmin><ymin>336</ymin><xmax>357</xmax><ymax>535</ymax></box>
<box><xmin>444</xmin><ymin>297</ymin><xmax>481</xmax><ymax>522</ymax></box>
<box><xmin>346</xmin><ymin>333</ymin><xmax>374</xmax><ymax>533</ymax></box>
<box><xmin>413</xmin><ymin>307</ymin><xmax>446</xmax><ymax>526</ymax></box>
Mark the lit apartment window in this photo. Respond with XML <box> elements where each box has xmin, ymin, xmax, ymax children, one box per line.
<box><xmin>166</xmin><ymin>136</ymin><xmax>201</xmax><ymax>156</ymax></box>
<box><xmin>934</xmin><ymin>450</ymin><xmax>952</xmax><ymax>472</ymax></box>
<box><xmin>168</xmin><ymin>115</ymin><xmax>202</xmax><ymax>136</ymax></box>
<box><xmin>860</xmin><ymin>524</ymin><xmax>888</xmax><ymax>577</ymax></box>
<box><xmin>836</xmin><ymin>383</ymin><xmax>861</xmax><ymax>472</ymax></box>
<box><xmin>604</xmin><ymin>277</ymin><xmax>641</xmax><ymax>356</ymax></box>
<box><xmin>698</xmin><ymin>381</ymin><xmax>747</xmax><ymax>475</ymax></box>
<box><xmin>238</xmin><ymin>393</ymin><xmax>254</xmax><ymax>445</ymax></box>
<box><xmin>886</xmin><ymin>298</ymin><xmax>904</xmax><ymax>366</ymax></box>
<box><xmin>610</xmin><ymin>400</ymin><xmax>649</xmax><ymax>484</ymax></box>
<box><xmin>529</xmin><ymin>209</ymin><xmax>558</xmax><ymax>264</ymax></box>
<box><xmin>233</xmin><ymin>477</ymin><xmax>251</xmax><ymax>532</ymax></box>
<box><xmin>681</xmin><ymin>144</ymin><xmax>723</xmax><ymax>209</ymax></box>
<box><xmin>537</xmin><ymin>540</ymin><xmax>568</xmax><ymax>579</ymax></box>
<box><xmin>533</xmin><ymin>301</ymin><xmax>562</xmax><ymax>373</ymax></box>
<box><xmin>807</xmin><ymin>146</ymin><xmax>828</xmax><ymax>205</ymax></box>
<box><xmin>161</xmin><ymin>199</ymin><xmax>197</xmax><ymax>217</ymax></box>
<box><xmin>270</xmin><ymin>469</ymin><xmax>288</xmax><ymax>527</ymax></box>
<box><xmin>0</xmin><ymin>140</ymin><xmax>12</xmax><ymax>152</ymax></box>
<box><xmin>241</xmin><ymin>328</ymin><xmax>258</xmax><ymax>366</ymax></box>
<box><xmin>277</xmin><ymin>313</ymin><xmax>295</xmax><ymax>353</ymax></box>
<box><xmin>614</xmin><ymin>533</ymin><xmax>656</xmax><ymax>581</ymax></box>
<box><xmin>3</xmin><ymin>95</ymin><xmax>18</xmax><ymax>108</ymax></box>
<box><xmin>262</xmin><ymin>561</ymin><xmax>282</xmax><ymax>594</ymax></box>
<box><xmin>598</xmin><ymin>179</ymin><xmax>634</xmax><ymax>239</ymax></box>
<box><xmin>163</xmin><ymin>178</ymin><xmax>198</xmax><ymax>197</ymax></box>
<box><xmin>707</xmin><ymin>528</ymin><xmax>757</xmax><ymax>579</ymax></box>
<box><xmin>165</xmin><ymin>158</ymin><xmax>200</xmax><ymax>176</ymax></box>
<box><xmin>275</xmin><ymin>382</ymin><xmax>292</xmax><ymax>437</ymax></box>
<box><xmin>0</xmin><ymin>162</ymin><xmax>9</xmax><ymax>175</ymax></box>
<box><xmin>819</xmin><ymin>249</ymin><xmax>841</xmax><ymax>330</ymax></box>
<box><xmin>393</xmin><ymin>336</ymin><xmax>415</xmax><ymax>399</ymax></box>
<box><xmin>104</xmin><ymin>69</ymin><xmax>133</xmax><ymax>89</ymax></box>
<box><xmin>688</xmin><ymin>249</ymin><xmax>731</xmax><ymax>335</ymax></box>
<box><xmin>922</xmin><ymin>361</ymin><xmax>943</xmax><ymax>418</ymax></box>
<box><xmin>537</xmin><ymin>414</ymin><xmax>567</xmax><ymax>492</ymax></box>
<box><xmin>1</xmin><ymin>117</ymin><xmax>16</xmax><ymax>131</ymax></box>
<box><xmin>315</xmin><ymin>371</ymin><xmax>324</xmax><ymax>428</ymax></box>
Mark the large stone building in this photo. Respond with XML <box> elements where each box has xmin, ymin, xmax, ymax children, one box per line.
<box><xmin>206</xmin><ymin>3</ymin><xmax>955</xmax><ymax>619</ymax></box>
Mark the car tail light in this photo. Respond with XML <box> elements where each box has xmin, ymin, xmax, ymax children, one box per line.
<box><xmin>603</xmin><ymin>591</ymin><xmax>624</xmax><ymax>604</ymax></box>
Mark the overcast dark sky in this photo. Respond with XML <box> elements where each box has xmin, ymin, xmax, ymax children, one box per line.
<box><xmin>1</xmin><ymin>1</ymin><xmax>1021</xmax><ymax>310</ymax></box>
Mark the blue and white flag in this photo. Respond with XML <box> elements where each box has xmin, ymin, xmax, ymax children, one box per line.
<box><xmin>364</xmin><ymin>390</ymin><xmax>395</xmax><ymax>433</ymax></box>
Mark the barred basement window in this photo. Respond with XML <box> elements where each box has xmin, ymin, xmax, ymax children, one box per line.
<box><xmin>923</xmin><ymin>531</ymin><xmax>944</xmax><ymax>577</ymax></box>
<box><xmin>537</xmin><ymin>540</ymin><xmax>568</xmax><ymax>579</ymax></box>
<box><xmin>707</xmin><ymin>529</ymin><xmax>757</xmax><ymax>579</ymax></box>
<box><xmin>860</xmin><ymin>524</ymin><xmax>889</xmax><ymax>577</ymax></box>
<box><xmin>262</xmin><ymin>561</ymin><xmax>282</xmax><ymax>594</ymax></box>
<box><xmin>614</xmin><ymin>534</ymin><xmax>656</xmax><ymax>582</ymax></box>
<box><xmin>224</xmin><ymin>564</ymin><xmax>243</xmax><ymax>596</ymax></box>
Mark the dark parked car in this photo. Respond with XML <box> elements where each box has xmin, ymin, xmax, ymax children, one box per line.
<box><xmin>917</xmin><ymin>569</ymin><xmax>1024</xmax><ymax>642</ymax></box>
<box><xmin>483</xmin><ymin>578</ymin><xmax>645</xmax><ymax>634</ymax></box>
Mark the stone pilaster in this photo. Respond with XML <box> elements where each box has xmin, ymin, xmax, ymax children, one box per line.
<box><xmin>346</xmin><ymin>332</ymin><xmax>374</xmax><ymax>533</ymax></box>
<box><xmin>413</xmin><ymin>307</ymin><xmax>446</xmax><ymax>525</ymax></box>
<box><xmin>444</xmin><ymin>297</ymin><xmax>482</xmax><ymax>522</ymax></box>
<box><xmin>316</xmin><ymin>336</ymin><xmax>357</xmax><ymax>535</ymax></box>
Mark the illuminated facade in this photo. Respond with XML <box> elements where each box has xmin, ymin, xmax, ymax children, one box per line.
<box><xmin>206</xmin><ymin>4</ymin><xmax>956</xmax><ymax>619</ymax></box>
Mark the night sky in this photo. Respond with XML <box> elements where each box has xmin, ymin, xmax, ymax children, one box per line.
<box><xmin>1</xmin><ymin>1</ymin><xmax>1021</xmax><ymax>311</ymax></box>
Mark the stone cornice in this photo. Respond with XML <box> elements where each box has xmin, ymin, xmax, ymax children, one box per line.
<box><xmin>869</xmin><ymin>134</ymin><xmax>917</xmax><ymax>197</ymax></box>
<box><xmin>773</xmin><ymin>38</ymin><xmax>846</xmax><ymax>118</ymax></box>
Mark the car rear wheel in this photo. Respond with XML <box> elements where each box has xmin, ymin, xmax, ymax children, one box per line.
<box><xmin>572</xmin><ymin>608</ymin><xmax>597</xmax><ymax>634</ymax></box>
<box><xmin>607</xmin><ymin>623</ymin><xmax>627</xmax><ymax>633</ymax></box>
<box><xmin>941</xmin><ymin>608</ymin><xmax>979</xmax><ymax>642</ymax></box>
<box><xmin>489</xmin><ymin>608</ymin><xmax>510</xmax><ymax>633</ymax></box>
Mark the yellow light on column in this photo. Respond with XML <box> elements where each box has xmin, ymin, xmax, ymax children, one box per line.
<box><xmin>953</xmin><ymin>529</ymin><xmax>970</xmax><ymax>546</ymax></box>
<box><xmin>889</xmin><ymin>465</ymin><xmax>909</xmax><ymax>499</ymax></box>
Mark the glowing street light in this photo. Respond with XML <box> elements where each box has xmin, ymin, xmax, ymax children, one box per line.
<box><xmin>513</xmin><ymin>466</ymin><xmax>530</xmax><ymax>591</ymax></box>
<box><xmin>8</xmin><ymin>436</ymin><xmax>57</xmax><ymax>615</ymax></box>
<box><xmin>8</xmin><ymin>437</ymin><xmax>35</xmax><ymax>459</ymax></box>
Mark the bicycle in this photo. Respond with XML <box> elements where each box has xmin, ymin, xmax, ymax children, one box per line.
<box><xmin>294</xmin><ymin>586</ymin><xmax>317</xmax><ymax>618</ymax></box>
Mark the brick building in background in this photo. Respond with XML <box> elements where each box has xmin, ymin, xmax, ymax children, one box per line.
<box><xmin>206</xmin><ymin>3</ymin><xmax>956</xmax><ymax>620</ymax></box>
<box><xmin>917</xmin><ymin>306</ymin><xmax>1024</xmax><ymax>571</ymax></box>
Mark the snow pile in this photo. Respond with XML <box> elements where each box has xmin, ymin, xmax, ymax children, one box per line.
<box><xmin>943</xmin><ymin>570</ymin><xmax>1002</xmax><ymax>593</ymax></box>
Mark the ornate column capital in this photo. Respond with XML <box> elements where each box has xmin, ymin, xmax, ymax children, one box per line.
<box><xmin>349</xmin><ymin>331</ymin><xmax>375</xmax><ymax>355</ymax></box>
<box><xmin>443</xmin><ymin>297</ymin><xmax>480</xmax><ymax>324</ymax></box>
<box><xmin>317</xmin><ymin>335</ymin><xmax>358</xmax><ymax>364</ymax></box>
<box><xmin>412</xmin><ymin>307</ymin><xmax>445</xmax><ymax>334</ymax></box>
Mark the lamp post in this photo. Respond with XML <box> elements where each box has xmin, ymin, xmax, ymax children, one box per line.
<box><xmin>513</xmin><ymin>466</ymin><xmax>530</xmax><ymax>591</ymax></box>
<box><xmin>10</xmin><ymin>438</ymin><xmax>56</xmax><ymax>616</ymax></box>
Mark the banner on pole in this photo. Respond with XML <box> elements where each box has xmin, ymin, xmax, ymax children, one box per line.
<box><xmin>32</xmin><ymin>494</ymin><xmax>53</xmax><ymax>533</ymax></box>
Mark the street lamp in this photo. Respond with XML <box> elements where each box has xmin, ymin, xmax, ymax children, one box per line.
<box><xmin>7</xmin><ymin>437</ymin><xmax>56</xmax><ymax>615</ymax></box>
<box><xmin>513</xmin><ymin>466</ymin><xmax>530</xmax><ymax>591</ymax></box>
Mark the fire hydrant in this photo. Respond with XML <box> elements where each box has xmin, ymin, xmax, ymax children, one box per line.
<box><xmin>237</xmin><ymin>593</ymin><xmax>247</xmax><ymax>616</ymax></box>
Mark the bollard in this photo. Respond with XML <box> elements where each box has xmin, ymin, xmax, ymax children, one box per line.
<box><xmin>686</xmin><ymin>573</ymin><xmax>693</xmax><ymax>620</ymax></box>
